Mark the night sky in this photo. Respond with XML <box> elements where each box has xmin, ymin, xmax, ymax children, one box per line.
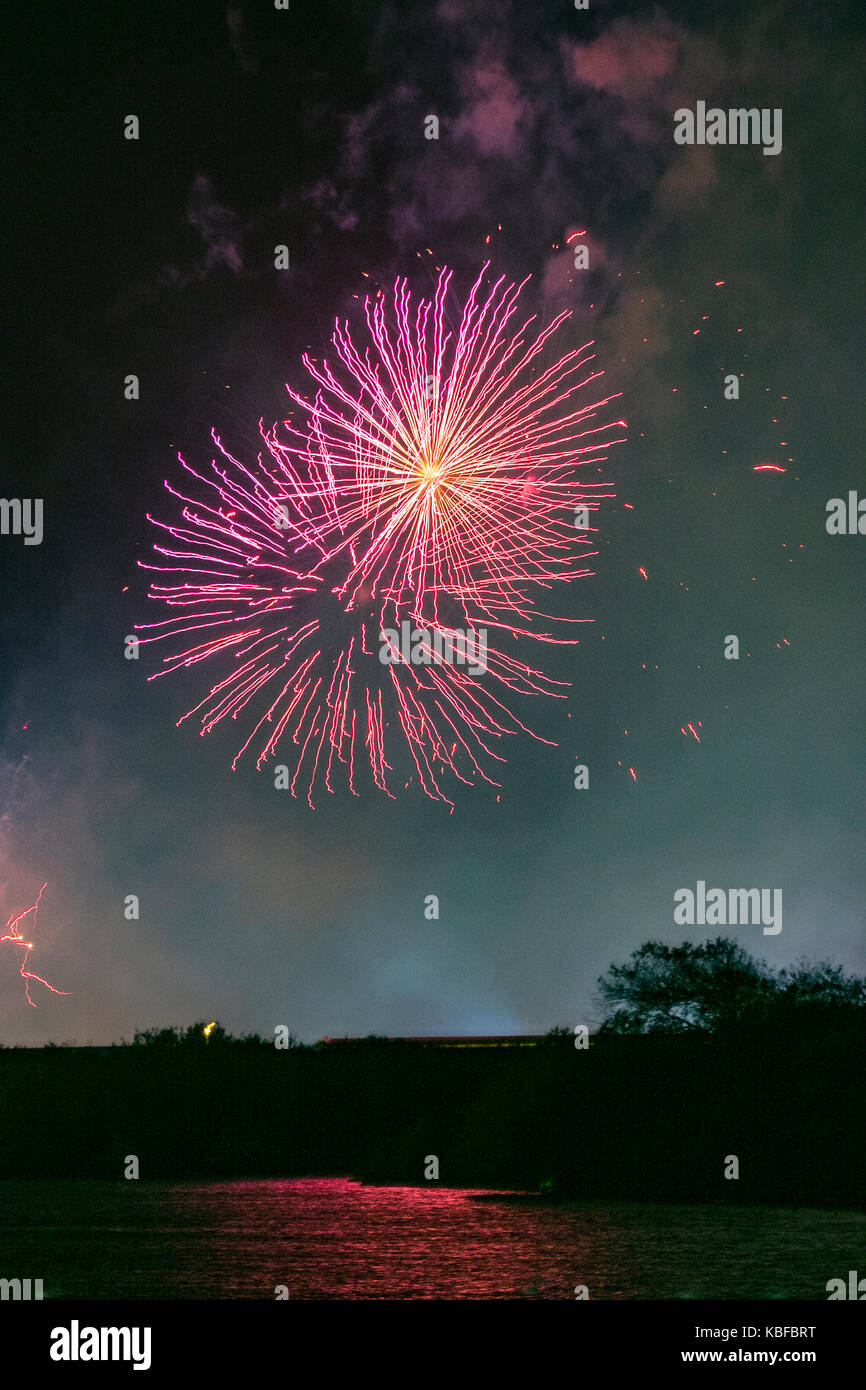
<box><xmin>4</xmin><ymin>0</ymin><xmax>864</xmax><ymax>1045</ymax></box>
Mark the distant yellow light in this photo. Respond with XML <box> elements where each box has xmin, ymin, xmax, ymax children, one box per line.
<box><xmin>203</xmin><ymin>1022</ymin><xmax>217</xmax><ymax>1039</ymax></box>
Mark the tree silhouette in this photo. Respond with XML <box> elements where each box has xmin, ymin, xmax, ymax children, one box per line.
<box><xmin>596</xmin><ymin>937</ymin><xmax>865</xmax><ymax>1035</ymax></box>
<box><xmin>122</xmin><ymin>1022</ymin><xmax>276</xmax><ymax>1048</ymax></box>
<box><xmin>129</xmin><ymin>1021</ymin><xmax>232</xmax><ymax>1047</ymax></box>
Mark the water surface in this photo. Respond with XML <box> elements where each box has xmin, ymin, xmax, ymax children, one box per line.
<box><xmin>0</xmin><ymin>1178</ymin><xmax>860</xmax><ymax>1299</ymax></box>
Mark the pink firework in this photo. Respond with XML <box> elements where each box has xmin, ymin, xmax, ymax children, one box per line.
<box><xmin>271</xmin><ymin>263</ymin><xmax>624</xmax><ymax>623</ymax></box>
<box><xmin>137</xmin><ymin>265</ymin><xmax>625</xmax><ymax>804</ymax></box>
<box><xmin>1</xmin><ymin>883</ymin><xmax>68</xmax><ymax>1007</ymax></box>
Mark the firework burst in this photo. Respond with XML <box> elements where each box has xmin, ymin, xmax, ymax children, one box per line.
<box><xmin>271</xmin><ymin>263</ymin><xmax>623</xmax><ymax>622</ymax></box>
<box><xmin>137</xmin><ymin>264</ymin><xmax>625</xmax><ymax>804</ymax></box>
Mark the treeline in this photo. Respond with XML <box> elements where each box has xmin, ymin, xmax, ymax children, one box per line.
<box><xmin>0</xmin><ymin>940</ymin><xmax>862</xmax><ymax>1205</ymax></box>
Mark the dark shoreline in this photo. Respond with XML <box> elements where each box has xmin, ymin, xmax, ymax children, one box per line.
<box><xmin>1</xmin><ymin>1028</ymin><xmax>863</xmax><ymax>1208</ymax></box>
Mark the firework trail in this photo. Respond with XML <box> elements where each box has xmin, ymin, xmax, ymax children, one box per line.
<box><xmin>1</xmin><ymin>883</ymin><xmax>68</xmax><ymax>1006</ymax></box>
<box><xmin>138</xmin><ymin>264</ymin><xmax>625</xmax><ymax>804</ymax></box>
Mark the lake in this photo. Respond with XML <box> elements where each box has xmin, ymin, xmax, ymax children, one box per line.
<box><xmin>0</xmin><ymin>1178</ymin><xmax>861</xmax><ymax>1299</ymax></box>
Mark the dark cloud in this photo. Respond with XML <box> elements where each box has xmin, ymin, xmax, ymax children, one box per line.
<box><xmin>226</xmin><ymin>4</ymin><xmax>258</xmax><ymax>75</ymax></box>
<box><xmin>118</xmin><ymin>175</ymin><xmax>248</xmax><ymax>306</ymax></box>
<box><xmin>185</xmin><ymin>174</ymin><xmax>246</xmax><ymax>275</ymax></box>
